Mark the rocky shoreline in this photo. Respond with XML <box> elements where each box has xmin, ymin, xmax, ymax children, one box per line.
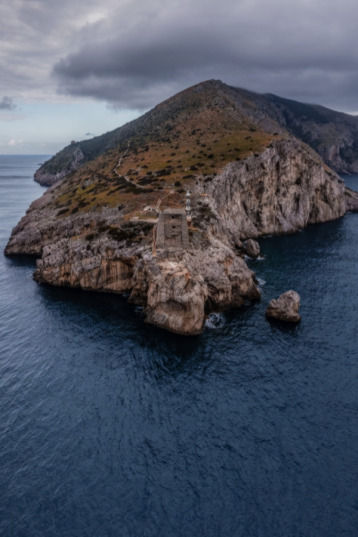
<box><xmin>34</xmin><ymin>146</ymin><xmax>85</xmax><ymax>187</ymax></box>
<box><xmin>5</xmin><ymin>139</ymin><xmax>358</xmax><ymax>335</ymax></box>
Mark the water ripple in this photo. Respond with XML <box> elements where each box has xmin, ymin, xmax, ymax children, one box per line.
<box><xmin>1</xmin><ymin>162</ymin><xmax>358</xmax><ymax>536</ymax></box>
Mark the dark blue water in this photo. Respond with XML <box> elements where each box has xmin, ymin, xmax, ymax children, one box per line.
<box><xmin>1</xmin><ymin>157</ymin><xmax>358</xmax><ymax>537</ymax></box>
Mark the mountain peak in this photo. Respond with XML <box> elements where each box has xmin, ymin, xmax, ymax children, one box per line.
<box><xmin>35</xmin><ymin>80</ymin><xmax>358</xmax><ymax>191</ymax></box>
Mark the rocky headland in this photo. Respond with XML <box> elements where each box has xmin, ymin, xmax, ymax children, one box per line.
<box><xmin>5</xmin><ymin>81</ymin><xmax>358</xmax><ymax>334</ymax></box>
<box><xmin>34</xmin><ymin>145</ymin><xmax>85</xmax><ymax>187</ymax></box>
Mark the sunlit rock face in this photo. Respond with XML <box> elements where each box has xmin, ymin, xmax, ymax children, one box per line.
<box><xmin>205</xmin><ymin>139</ymin><xmax>346</xmax><ymax>240</ymax></box>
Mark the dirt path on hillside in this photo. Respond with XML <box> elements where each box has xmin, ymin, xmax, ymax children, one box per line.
<box><xmin>113</xmin><ymin>142</ymin><xmax>147</xmax><ymax>190</ymax></box>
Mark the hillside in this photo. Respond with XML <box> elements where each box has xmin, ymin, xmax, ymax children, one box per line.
<box><xmin>265</xmin><ymin>93</ymin><xmax>358</xmax><ymax>173</ymax></box>
<box><xmin>34</xmin><ymin>80</ymin><xmax>284</xmax><ymax>219</ymax></box>
<box><xmin>35</xmin><ymin>80</ymin><xmax>358</xmax><ymax>187</ymax></box>
<box><xmin>35</xmin><ymin>80</ymin><xmax>285</xmax><ymax>188</ymax></box>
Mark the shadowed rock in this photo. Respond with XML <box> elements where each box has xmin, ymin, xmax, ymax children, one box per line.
<box><xmin>345</xmin><ymin>187</ymin><xmax>358</xmax><ymax>212</ymax></box>
<box><xmin>244</xmin><ymin>239</ymin><xmax>260</xmax><ymax>258</ymax></box>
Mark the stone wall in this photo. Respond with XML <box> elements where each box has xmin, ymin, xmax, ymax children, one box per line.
<box><xmin>156</xmin><ymin>209</ymin><xmax>189</xmax><ymax>249</ymax></box>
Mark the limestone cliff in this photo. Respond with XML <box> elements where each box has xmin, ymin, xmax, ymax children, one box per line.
<box><xmin>5</xmin><ymin>199</ymin><xmax>260</xmax><ymax>336</ymax></box>
<box><xmin>6</xmin><ymin>135</ymin><xmax>357</xmax><ymax>335</ymax></box>
<box><xmin>202</xmin><ymin>138</ymin><xmax>347</xmax><ymax>240</ymax></box>
<box><xmin>6</xmin><ymin>80</ymin><xmax>358</xmax><ymax>334</ymax></box>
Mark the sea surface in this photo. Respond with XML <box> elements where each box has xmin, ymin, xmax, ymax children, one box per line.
<box><xmin>1</xmin><ymin>155</ymin><xmax>358</xmax><ymax>537</ymax></box>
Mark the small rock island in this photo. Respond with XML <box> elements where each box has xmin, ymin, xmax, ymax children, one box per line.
<box><xmin>266</xmin><ymin>291</ymin><xmax>301</xmax><ymax>324</ymax></box>
<box><xmin>5</xmin><ymin>80</ymin><xmax>358</xmax><ymax>334</ymax></box>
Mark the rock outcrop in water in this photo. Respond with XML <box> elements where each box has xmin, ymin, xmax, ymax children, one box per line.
<box><xmin>5</xmin><ymin>81</ymin><xmax>358</xmax><ymax>335</ymax></box>
<box><xmin>244</xmin><ymin>239</ymin><xmax>260</xmax><ymax>258</ymax></box>
<box><xmin>28</xmin><ymin>215</ymin><xmax>260</xmax><ymax>336</ymax></box>
<box><xmin>266</xmin><ymin>290</ymin><xmax>301</xmax><ymax>323</ymax></box>
<box><xmin>5</xmin><ymin>141</ymin><xmax>352</xmax><ymax>334</ymax></box>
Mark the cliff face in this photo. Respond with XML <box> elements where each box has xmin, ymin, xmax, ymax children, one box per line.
<box><xmin>4</xmin><ymin>195</ymin><xmax>261</xmax><ymax>336</ymax></box>
<box><xmin>6</xmin><ymin>80</ymin><xmax>358</xmax><ymax>334</ymax></box>
<box><xmin>204</xmin><ymin>139</ymin><xmax>346</xmax><ymax>240</ymax></box>
<box><xmin>6</xmin><ymin>136</ymin><xmax>356</xmax><ymax>335</ymax></box>
<box><xmin>33</xmin><ymin>238</ymin><xmax>260</xmax><ymax>336</ymax></box>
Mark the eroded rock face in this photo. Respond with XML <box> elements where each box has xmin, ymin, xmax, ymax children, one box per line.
<box><xmin>244</xmin><ymin>239</ymin><xmax>260</xmax><ymax>258</ymax></box>
<box><xmin>34</xmin><ymin>238</ymin><xmax>137</xmax><ymax>294</ymax></box>
<box><xmin>144</xmin><ymin>258</ymin><xmax>207</xmax><ymax>335</ymax></box>
<box><xmin>4</xmin><ymin>189</ymin><xmax>123</xmax><ymax>257</ymax></box>
<box><xmin>4</xmin><ymin>138</ymin><xmax>353</xmax><ymax>335</ymax></box>
<box><xmin>345</xmin><ymin>187</ymin><xmax>358</xmax><ymax>212</ymax></box>
<box><xmin>33</xmin><ymin>235</ymin><xmax>260</xmax><ymax>336</ymax></box>
<box><xmin>204</xmin><ymin>139</ymin><xmax>346</xmax><ymax>240</ymax></box>
<box><xmin>266</xmin><ymin>290</ymin><xmax>301</xmax><ymax>323</ymax></box>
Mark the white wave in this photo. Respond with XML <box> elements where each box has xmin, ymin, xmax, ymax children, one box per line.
<box><xmin>205</xmin><ymin>312</ymin><xmax>226</xmax><ymax>329</ymax></box>
<box><xmin>244</xmin><ymin>254</ymin><xmax>265</xmax><ymax>261</ymax></box>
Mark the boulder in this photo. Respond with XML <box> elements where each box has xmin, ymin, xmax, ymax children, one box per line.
<box><xmin>244</xmin><ymin>239</ymin><xmax>260</xmax><ymax>258</ymax></box>
<box><xmin>266</xmin><ymin>290</ymin><xmax>301</xmax><ymax>323</ymax></box>
<box><xmin>145</xmin><ymin>259</ymin><xmax>207</xmax><ymax>336</ymax></box>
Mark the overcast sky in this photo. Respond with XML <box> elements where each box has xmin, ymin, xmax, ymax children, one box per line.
<box><xmin>2</xmin><ymin>0</ymin><xmax>358</xmax><ymax>154</ymax></box>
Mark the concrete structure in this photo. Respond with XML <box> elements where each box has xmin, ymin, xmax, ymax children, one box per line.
<box><xmin>156</xmin><ymin>209</ymin><xmax>190</xmax><ymax>249</ymax></box>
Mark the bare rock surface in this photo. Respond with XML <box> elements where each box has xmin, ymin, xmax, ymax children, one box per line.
<box><xmin>33</xmin><ymin>235</ymin><xmax>260</xmax><ymax>336</ymax></box>
<box><xmin>3</xmin><ymin>138</ymin><xmax>351</xmax><ymax>335</ymax></box>
<box><xmin>345</xmin><ymin>187</ymin><xmax>358</xmax><ymax>212</ymax></box>
<box><xmin>266</xmin><ymin>290</ymin><xmax>301</xmax><ymax>323</ymax></box>
<box><xmin>244</xmin><ymin>239</ymin><xmax>260</xmax><ymax>258</ymax></box>
<box><xmin>204</xmin><ymin>139</ymin><xmax>346</xmax><ymax>240</ymax></box>
<box><xmin>144</xmin><ymin>258</ymin><xmax>207</xmax><ymax>335</ymax></box>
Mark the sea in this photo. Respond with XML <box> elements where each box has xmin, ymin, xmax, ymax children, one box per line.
<box><xmin>1</xmin><ymin>154</ymin><xmax>358</xmax><ymax>537</ymax></box>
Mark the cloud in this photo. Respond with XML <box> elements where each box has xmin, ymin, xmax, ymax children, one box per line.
<box><xmin>0</xmin><ymin>97</ymin><xmax>17</xmax><ymax>110</ymax></box>
<box><xmin>2</xmin><ymin>0</ymin><xmax>358</xmax><ymax>113</ymax></box>
<box><xmin>0</xmin><ymin>138</ymin><xmax>24</xmax><ymax>147</ymax></box>
<box><xmin>52</xmin><ymin>0</ymin><xmax>358</xmax><ymax>112</ymax></box>
<box><xmin>0</xmin><ymin>0</ymin><xmax>117</xmax><ymax>101</ymax></box>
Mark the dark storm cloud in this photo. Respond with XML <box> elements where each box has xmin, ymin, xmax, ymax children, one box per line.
<box><xmin>0</xmin><ymin>97</ymin><xmax>16</xmax><ymax>110</ymax></box>
<box><xmin>0</xmin><ymin>0</ymin><xmax>106</xmax><ymax>99</ymax></box>
<box><xmin>2</xmin><ymin>0</ymin><xmax>358</xmax><ymax>112</ymax></box>
<box><xmin>52</xmin><ymin>0</ymin><xmax>358</xmax><ymax>112</ymax></box>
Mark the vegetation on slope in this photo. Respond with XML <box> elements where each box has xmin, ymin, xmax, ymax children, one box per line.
<box><xmin>43</xmin><ymin>81</ymin><xmax>283</xmax><ymax>220</ymax></box>
<box><xmin>38</xmin><ymin>80</ymin><xmax>358</xmax><ymax>184</ymax></box>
